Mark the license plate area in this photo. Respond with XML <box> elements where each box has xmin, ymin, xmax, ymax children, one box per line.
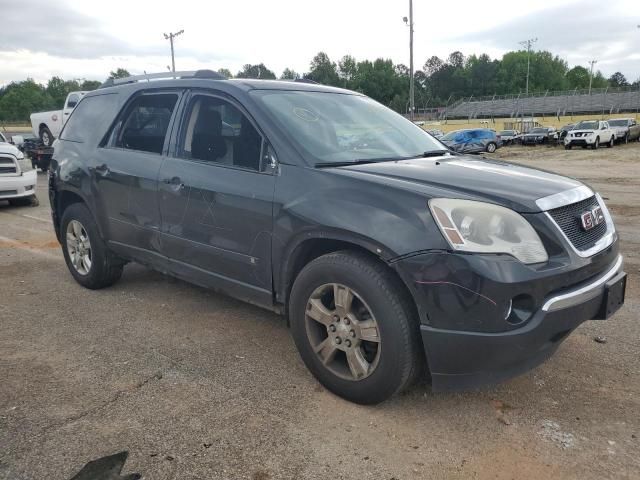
<box><xmin>596</xmin><ymin>272</ymin><xmax>626</xmax><ymax>319</ymax></box>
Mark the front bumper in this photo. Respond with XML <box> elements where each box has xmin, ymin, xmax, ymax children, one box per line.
<box><xmin>565</xmin><ymin>137</ymin><xmax>595</xmax><ymax>146</ymax></box>
<box><xmin>0</xmin><ymin>170</ymin><xmax>37</xmax><ymax>200</ymax></box>
<box><xmin>393</xmin><ymin>247</ymin><xmax>624</xmax><ymax>391</ymax></box>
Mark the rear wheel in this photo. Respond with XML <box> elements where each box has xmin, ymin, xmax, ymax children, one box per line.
<box><xmin>289</xmin><ymin>251</ymin><xmax>423</xmax><ymax>404</ymax></box>
<box><xmin>607</xmin><ymin>137</ymin><xmax>614</xmax><ymax>148</ymax></box>
<box><xmin>40</xmin><ymin>127</ymin><xmax>54</xmax><ymax>147</ymax></box>
<box><xmin>61</xmin><ymin>203</ymin><xmax>124</xmax><ymax>289</ymax></box>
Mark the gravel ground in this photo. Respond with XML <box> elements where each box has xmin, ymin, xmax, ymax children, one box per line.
<box><xmin>0</xmin><ymin>143</ymin><xmax>638</xmax><ymax>480</ymax></box>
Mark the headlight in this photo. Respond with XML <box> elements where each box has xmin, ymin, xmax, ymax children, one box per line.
<box><xmin>429</xmin><ymin>198</ymin><xmax>548</xmax><ymax>264</ymax></box>
<box><xmin>17</xmin><ymin>157</ymin><xmax>33</xmax><ymax>173</ymax></box>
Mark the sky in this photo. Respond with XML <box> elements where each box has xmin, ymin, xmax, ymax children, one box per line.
<box><xmin>1</xmin><ymin>0</ymin><xmax>639</xmax><ymax>88</ymax></box>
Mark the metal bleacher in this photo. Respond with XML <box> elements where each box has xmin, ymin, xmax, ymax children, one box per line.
<box><xmin>443</xmin><ymin>87</ymin><xmax>640</xmax><ymax>120</ymax></box>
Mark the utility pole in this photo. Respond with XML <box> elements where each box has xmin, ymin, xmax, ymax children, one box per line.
<box><xmin>163</xmin><ymin>29</ymin><xmax>184</xmax><ymax>72</ymax></box>
<box><xmin>403</xmin><ymin>1</ymin><xmax>415</xmax><ymax>121</ymax></box>
<box><xmin>588</xmin><ymin>59</ymin><xmax>597</xmax><ymax>95</ymax></box>
<box><xmin>518</xmin><ymin>38</ymin><xmax>537</xmax><ymax>95</ymax></box>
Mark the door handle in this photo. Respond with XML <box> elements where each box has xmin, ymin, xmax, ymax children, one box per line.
<box><xmin>163</xmin><ymin>177</ymin><xmax>185</xmax><ymax>191</ymax></box>
<box><xmin>95</xmin><ymin>164</ymin><xmax>110</xmax><ymax>176</ymax></box>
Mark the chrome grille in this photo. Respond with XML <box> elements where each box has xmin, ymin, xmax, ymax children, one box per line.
<box><xmin>0</xmin><ymin>156</ymin><xmax>17</xmax><ymax>175</ymax></box>
<box><xmin>548</xmin><ymin>196</ymin><xmax>608</xmax><ymax>251</ymax></box>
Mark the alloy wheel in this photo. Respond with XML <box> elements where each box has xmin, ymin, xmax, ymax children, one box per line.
<box><xmin>305</xmin><ymin>283</ymin><xmax>381</xmax><ymax>381</ymax></box>
<box><xmin>66</xmin><ymin>220</ymin><xmax>92</xmax><ymax>275</ymax></box>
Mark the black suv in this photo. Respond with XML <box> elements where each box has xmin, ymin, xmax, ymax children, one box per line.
<box><xmin>49</xmin><ymin>71</ymin><xmax>626</xmax><ymax>404</ymax></box>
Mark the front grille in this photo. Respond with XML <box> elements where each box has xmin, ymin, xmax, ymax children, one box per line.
<box><xmin>0</xmin><ymin>190</ymin><xmax>18</xmax><ymax>196</ymax></box>
<box><xmin>0</xmin><ymin>157</ymin><xmax>17</xmax><ymax>175</ymax></box>
<box><xmin>548</xmin><ymin>196</ymin><xmax>608</xmax><ymax>251</ymax></box>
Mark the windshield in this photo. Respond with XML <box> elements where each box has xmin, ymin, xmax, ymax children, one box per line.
<box><xmin>250</xmin><ymin>90</ymin><xmax>443</xmax><ymax>164</ymax></box>
<box><xmin>575</xmin><ymin>121</ymin><xmax>599</xmax><ymax>130</ymax></box>
<box><xmin>608</xmin><ymin>119</ymin><xmax>627</xmax><ymax>127</ymax></box>
<box><xmin>499</xmin><ymin>130</ymin><xmax>513</xmax><ymax>135</ymax></box>
<box><xmin>529</xmin><ymin>128</ymin><xmax>547</xmax><ymax>134</ymax></box>
<box><xmin>441</xmin><ymin>130</ymin><xmax>463</xmax><ymax>141</ymax></box>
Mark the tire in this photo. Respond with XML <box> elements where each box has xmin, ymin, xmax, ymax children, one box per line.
<box><xmin>289</xmin><ymin>251</ymin><xmax>424</xmax><ymax>404</ymax></box>
<box><xmin>61</xmin><ymin>203</ymin><xmax>124</xmax><ymax>289</ymax></box>
<box><xmin>40</xmin><ymin>127</ymin><xmax>54</xmax><ymax>147</ymax></box>
<box><xmin>486</xmin><ymin>142</ymin><xmax>497</xmax><ymax>153</ymax></box>
<box><xmin>564</xmin><ymin>144</ymin><xmax>572</xmax><ymax>150</ymax></box>
<box><xmin>591</xmin><ymin>137</ymin><xmax>599</xmax><ymax>150</ymax></box>
<box><xmin>606</xmin><ymin>137</ymin><xmax>614</xmax><ymax>148</ymax></box>
<box><xmin>624</xmin><ymin>133</ymin><xmax>629</xmax><ymax>144</ymax></box>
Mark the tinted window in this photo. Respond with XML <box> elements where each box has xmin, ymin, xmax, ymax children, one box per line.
<box><xmin>180</xmin><ymin>95</ymin><xmax>262</xmax><ymax>171</ymax></box>
<box><xmin>110</xmin><ymin>94</ymin><xmax>178</xmax><ymax>154</ymax></box>
<box><xmin>60</xmin><ymin>93</ymin><xmax>119</xmax><ymax>143</ymax></box>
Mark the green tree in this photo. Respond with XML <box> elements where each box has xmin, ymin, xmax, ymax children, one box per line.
<box><xmin>109</xmin><ymin>68</ymin><xmax>131</xmax><ymax>79</ymax></box>
<box><xmin>338</xmin><ymin>55</ymin><xmax>358</xmax><ymax>87</ymax></box>
<box><xmin>566</xmin><ymin>66</ymin><xmax>590</xmax><ymax>89</ymax></box>
<box><xmin>217</xmin><ymin>68</ymin><xmax>233</xmax><ymax>79</ymax></box>
<box><xmin>0</xmin><ymin>79</ymin><xmax>53</xmax><ymax>121</ymax></box>
<box><xmin>307</xmin><ymin>52</ymin><xmax>340</xmax><ymax>86</ymax></box>
<box><xmin>608</xmin><ymin>72</ymin><xmax>629</xmax><ymax>87</ymax></box>
<box><xmin>80</xmin><ymin>80</ymin><xmax>102</xmax><ymax>90</ymax></box>
<box><xmin>280</xmin><ymin>68</ymin><xmax>299</xmax><ymax>80</ymax></box>
<box><xmin>236</xmin><ymin>63</ymin><xmax>276</xmax><ymax>79</ymax></box>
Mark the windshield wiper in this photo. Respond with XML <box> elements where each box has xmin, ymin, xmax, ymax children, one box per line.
<box><xmin>315</xmin><ymin>159</ymin><xmax>381</xmax><ymax>168</ymax></box>
<box><xmin>421</xmin><ymin>150</ymin><xmax>454</xmax><ymax>157</ymax></box>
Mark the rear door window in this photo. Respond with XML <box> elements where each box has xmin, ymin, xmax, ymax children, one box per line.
<box><xmin>60</xmin><ymin>93</ymin><xmax>119</xmax><ymax>144</ymax></box>
<box><xmin>109</xmin><ymin>93</ymin><xmax>179</xmax><ymax>154</ymax></box>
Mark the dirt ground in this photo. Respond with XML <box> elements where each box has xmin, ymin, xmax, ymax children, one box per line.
<box><xmin>0</xmin><ymin>143</ymin><xmax>638</xmax><ymax>480</ymax></box>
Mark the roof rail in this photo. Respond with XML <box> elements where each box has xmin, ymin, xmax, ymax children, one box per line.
<box><xmin>294</xmin><ymin>78</ymin><xmax>319</xmax><ymax>84</ymax></box>
<box><xmin>99</xmin><ymin>69</ymin><xmax>226</xmax><ymax>88</ymax></box>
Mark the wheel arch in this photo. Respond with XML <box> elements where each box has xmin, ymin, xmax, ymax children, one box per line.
<box><xmin>277</xmin><ymin>232</ymin><xmax>421</xmax><ymax>329</ymax></box>
<box><xmin>52</xmin><ymin>188</ymin><xmax>96</xmax><ymax>242</ymax></box>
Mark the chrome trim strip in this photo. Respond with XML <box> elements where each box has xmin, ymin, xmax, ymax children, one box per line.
<box><xmin>535</xmin><ymin>185</ymin><xmax>593</xmax><ymax>211</ymax></box>
<box><xmin>542</xmin><ymin>255</ymin><xmax>623</xmax><ymax>312</ymax></box>
<box><xmin>543</xmin><ymin>192</ymin><xmax>616</xmax><ymax>258</ymax></box>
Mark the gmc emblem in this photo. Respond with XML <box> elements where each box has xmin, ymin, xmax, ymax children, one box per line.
<box><xmin>580</xmin><ymin>206</ymin><xmax>604</xmax><ymax>231</ymax></box>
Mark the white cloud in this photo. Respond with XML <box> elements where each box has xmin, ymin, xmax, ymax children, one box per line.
<box><xmin>1</xmin><ymin>0</ymin><xmax>639</xmax><ymax>87</ymax></box>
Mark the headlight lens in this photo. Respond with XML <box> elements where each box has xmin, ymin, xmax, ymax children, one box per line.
<box><xmin>429</xmin><ymin>198</ymin><xmax>549</xmax><ymax>264</ymax></box>
<box><xmin>17</xmin><ymin>157</ymin><xmax>33</xmax><ymax>173</ymax></box>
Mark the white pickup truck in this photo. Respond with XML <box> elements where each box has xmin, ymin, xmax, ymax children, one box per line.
<box><xmin>0</xmin><ymin>139</ymin><xmax>38</xmax><ymax>206</ymax></box>
<box><xmin>30</xmin><ymin>91</ymin><xmax>87</xmax><ymax>146</ymax></box>
<box><xmin>564</xmin><ymin>120</ymin><xmax>616</xmax><ymax>150</ymax></box>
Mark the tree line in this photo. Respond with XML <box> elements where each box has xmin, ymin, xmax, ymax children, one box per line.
<box><xmin>1</xmin><ymin>52</ymin><xmax>638</xmax><ymax>122</ymax></box>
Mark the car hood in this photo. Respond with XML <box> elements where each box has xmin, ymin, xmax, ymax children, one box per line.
<box><xmin>333</xmin><ymin>155</ymin><xmax>584</xmax><ymax>213</ymax></box>
<box><xmin>0</xmin><ymin>142</ymin><xmax>21</xmax><ymax>157</ymax></box>
<box><xmin>571</xmin><ymin>129</ymin><xmax>596</xmax><ymax>134</ymax></box>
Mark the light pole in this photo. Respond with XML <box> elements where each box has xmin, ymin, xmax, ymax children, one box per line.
<box><xmin>163</xmin><ymin>29</ymin><xmax>184</xmax><ymax>72</ymax></box>
<box><xmin>518</xmin><ymin>38</ymin><xmax>537</xmax><ymax>95</ymax></box>
<box><xmin>588</xmin><ymin>59</ymin><xmax>597</xmax><ymax>95</ymax></box>
<box><xmin>403</xmin><ymin>0</ymin><xmax>415</xmax><ymax>121</ymax></box>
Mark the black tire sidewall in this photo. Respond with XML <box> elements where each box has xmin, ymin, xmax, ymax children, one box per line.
<box><xmin>40</xmin><ymin>128</ymin><xmax>53</xmax><ymax>147</ymax></box>
<box><xmin>289</xmin><ymin>253</ymin><xmax>417</xmax><ymax>404</ymax></box>
<box><xmin>61</xmin><ymin>203</ymin><xmax>120</xmax><ymax>289</ymax></box>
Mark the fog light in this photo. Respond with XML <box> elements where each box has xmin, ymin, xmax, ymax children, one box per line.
<box><xmin>506</xmin><ymin>294</ymin><xmax>535</xmax><ymax>325</ymax></box>
<box><xmin>25</xmin><ymin>185</ymin><xmax>34</xmax><ymax>191</ymax></box>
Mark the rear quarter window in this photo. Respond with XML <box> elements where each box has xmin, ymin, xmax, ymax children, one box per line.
<box><xmin>60</xmin><ymin>93</ymin><xmax>120</xmax><ymax>144</ymax></box>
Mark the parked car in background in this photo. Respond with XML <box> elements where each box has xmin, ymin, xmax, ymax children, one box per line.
<box><xmin>565</xmin><ymin>120</ymin><xmax>615</xmax><ymax>150</ymax></box>
<box><xmin>608</xmin><ymin>118</ymin><xmax>640</xmax><ymax>144</ymax></box>
<box><xmin>521</xmin><ymin>127</ymin><xmax>558</xmax><ymax>145</ymax></box>
<box><xmin>30</xmin><ymin>91</ymin><xmax>87</xmax><ymax>146</ymax></box>
<box><xmin>440</xmin><ymin>128</ymin><xmax>501</xmax><ymax>153</ymax></box>
<box><xmin>0</xmin><ymin>141</ymin><xmax>38</xmax><ymax>206</ymax></box>
<box><xmin>557</xmin><ymin>124</ymin><xmax>575</xmax><ymax>144</ymax></box>
<box><xmin>426</xmin><ymin>129</ymin><xmax>444</xmax><ymax>139</ymax></box>
<box><xmin>499</xmin><ymin>129</ymin><xmax>520</xmax><ymax>145</ymax></box>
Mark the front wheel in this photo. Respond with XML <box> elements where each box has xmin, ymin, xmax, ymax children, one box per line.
<box><xmin>486</xmin><ymin>142</ymin><xmax>497</xmax><ymax>153</ymax></box>
<box><xmin>565</xmin><ymin>144</ymin><xmax>572</xmax><ymax>150</ymax></box>
<box><xmin>289</xmin><ymin>251</ymin><xmax>423</xmax><ymax>404</ymax></box>
<box><xmin>61</xmin><ymin>203</ymin><xmax>124</xmax><ymax>289</ymax></box>
<box><xmin>591</xmin><ymin>137</ymin><xmax>599</xmax><ymax>150</ymax></box>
